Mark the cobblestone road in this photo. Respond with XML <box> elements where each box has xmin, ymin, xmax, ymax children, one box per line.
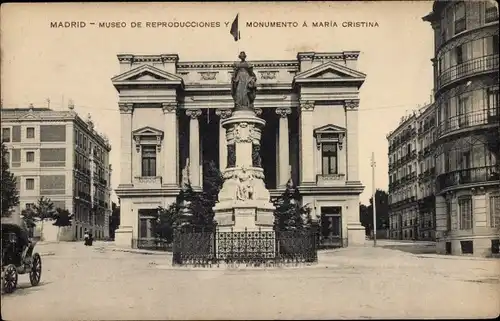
<box><xmin>2</xmin><ymin>242</ymin><xmax>499</xmax><ymax>320</ymax></box>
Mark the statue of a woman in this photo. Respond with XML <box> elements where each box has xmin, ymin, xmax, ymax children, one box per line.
<box><xmin>231</xmin><ymin>51</ymin><xmax>257</xmax><ymax>111</ymax></box>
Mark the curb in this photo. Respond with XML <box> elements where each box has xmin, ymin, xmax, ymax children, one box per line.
<box><xmin>416</xmin><ymin>254</ymin><xmax>500</xmax><ymax>261</ymax></box>
<box><xmin>101</xmin><ymin>247</ymin><xmax>171</xmax><ymax>256</ymax></box>
<box><xmin>152</xmin><ymin>262</ymin><xmax>336</xmax><ymax>271</ymax></box>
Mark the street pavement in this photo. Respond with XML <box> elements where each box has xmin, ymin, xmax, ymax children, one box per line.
<box><xmin>1</xmin><ymin>241</ymin><xmax>499</xmax><ymax>320</ymax></box>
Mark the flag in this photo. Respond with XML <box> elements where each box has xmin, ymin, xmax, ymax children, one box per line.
<box><xmin>230</xmin><ymin>14</ymin><xmax>240</xmax><ymax>41</ymax></box>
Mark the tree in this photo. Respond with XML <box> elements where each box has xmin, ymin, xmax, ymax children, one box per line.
<box><xmin>359</xmin><ymin>203</ymin><xmax>371</xmax><ymax>235</ymax></box>
<box><xmin>52</xmin><ymin>208</ymin><xmax>73</xmax><ymax>241</ymax></box>
<box><xmin>358</xmin><ymin>190</ymin><xmax>389</xmax><ymax>238</ymax></box>
<box><xmin>195</xmin><ymin>160</ymin><xmax>224</xmax><ymax>227</ymax></box>
<box><xmin>151</xmin><ymin>160</ymin><xmax>223</xmax><ymax>240</ymax></box>
<box><xmin>273</xmin><ymin>180</ymin><xmax>312</xmax><ymax>231</ymax></box>
<box><xmin>33</xmin><ymin>196</ymin><xmax>55</xmax><ymax>240</ymax></box>
<box><xmin>152</xmin><ymin>202</ymin><xmax>181</xmax><ymax>243</ymax></box>
<box><xmin>1</xmin><ymin>142</ymin><xmax>19</xmax><ymax>217</ymax></box>
<box><xmin>109</xmin><ymin>202</ymin><xmax>120</xmax><ymax>240</ymax></box>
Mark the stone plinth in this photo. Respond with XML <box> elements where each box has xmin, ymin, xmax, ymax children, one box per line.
<box><xmin>213</xmin><ymin>110</ymin><xmax>275</xmax><ymax>231</ymax></box>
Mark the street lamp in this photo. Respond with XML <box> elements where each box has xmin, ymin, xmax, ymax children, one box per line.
<box><xmin>371</xmin><ymin>152</ymin><xmax>377</xmax><ymax>247</ymax></box>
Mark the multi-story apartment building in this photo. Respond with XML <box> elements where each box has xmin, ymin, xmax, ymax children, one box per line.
<box><xmin>387</xmin><ymin>113</ymin><xmax>419</xmax><ymax>240</ymax></box>
<box><xmin>1</xmin><ymin>105</ymin><xmax>113</xmax><ymax>240</ymax></box>
<box><xmin>416</xmin><ymin>103</ymin><xmax>437</xmax><ymax>241</ymax></box>
<box><xmin>387</xmin><ymin>102</ymin><xmax>438</xmax><ymax>241</ymax></box>
<box><xmin>424</xmin><ymin>1</ymin><xmax>499</xmax><ymax>256</ymax></box>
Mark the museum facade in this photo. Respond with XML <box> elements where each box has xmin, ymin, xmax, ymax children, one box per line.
<box><xmin>112</xmin><ymin>51</ymin><xmax>367</xmax><ymax>248</ymax></box>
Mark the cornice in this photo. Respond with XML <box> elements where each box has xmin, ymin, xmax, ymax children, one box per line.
<box><xmin>117</xmin><ymin>54</ymin><xmax>179</xmax><ymax>64</ymax></box>
<box><xmin>115</xmin><ymin>187</ymin><xmax>181</xmax><ymax>197</ymax></box>
<box><xmin>297</xmin><ymin>51</ymin><xmax>361</xmax><ymax>61</ymax></box>
<box><xmin>297</xmin><ymin>184</ymin><xmax>365</xmax><ymax>195</ymax></box>
<box><xmin>177</xmin><ymin>61</ymin><xmax>299</xmax><ymax>70</ymax></box>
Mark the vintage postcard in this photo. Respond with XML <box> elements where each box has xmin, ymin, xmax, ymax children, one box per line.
<box><xmin>1</xmin><ymin>1</ymin><xmax>499</xmax><ymax>320</ymax></box>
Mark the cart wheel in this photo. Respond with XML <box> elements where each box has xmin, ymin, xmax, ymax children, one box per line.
<box><xmin>3</xmin><ymin>264</ymin><xmax>18</xmax><ymax>293</ymax></box>
<box><xmin>29</xmin><ymin>253</ymin><xmax>42</xmax><ymax>286</ymax></box>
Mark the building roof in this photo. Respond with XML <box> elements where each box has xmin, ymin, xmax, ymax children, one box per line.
<box><xmin>1</xmin><ymin>106</ymin><xmax>111</xmax><ymax>151</ymax></box>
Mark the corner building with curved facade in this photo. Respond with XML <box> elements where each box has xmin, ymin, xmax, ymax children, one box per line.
<box><xmin>111</xmin><ymin>51</ymin><xmax>367</xmax><ymax>249</ymax></box>
<box><xmin>424</xmin><ymin>1</ymin><xmax>499</xmax><ymax>256</ymax></box>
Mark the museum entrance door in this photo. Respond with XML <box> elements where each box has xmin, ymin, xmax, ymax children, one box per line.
<box><xmin>138</xmin><ymin>209</ymin><xmax>157</xmax><ymax>240</ymax></box>
<box><xmin>319</xmin><ymin>206</ymin><xmax>343</xmax><ymax>247</ymax></box>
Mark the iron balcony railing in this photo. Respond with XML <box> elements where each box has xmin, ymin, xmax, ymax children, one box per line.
<box><xmin>485</xmin><ymin>6</ymin><xmax>499</xmax><ymax>23</ymax></box>
<box><xmin>436</xmin><ymin>165</ymin><xmax>500</xmax><ymax>192</ymax></box>
<box><xmin>437</xmin><ymin>108</ymin><xmax>500</xmax><ymax>138</ymax></box>
<box><xmin>437</xmin><ymin>54</ymin><xmax>499</xmax><ymax>89</ymax></box>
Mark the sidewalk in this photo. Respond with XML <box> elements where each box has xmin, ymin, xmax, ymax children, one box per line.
<box><xmin>97</xmin><ymin>245</ymin><xmax>171</xmax><ymax>256</ymax></box>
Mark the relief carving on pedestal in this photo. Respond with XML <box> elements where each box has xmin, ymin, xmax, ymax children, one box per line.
<box><xmin>235</xmin><ymin>167</ymin><xmax>254</xmax><ymax>201</ymax></box>
<box><xmin>252</xmin><ymin>144</ymin><xmax>262</xmax><ymax>168</ymax></box>
<box><xmin>234</xmin><ymin>122</ymin><xmax>254</xmax><ymax>143</ymax></box>
<box><xmin>227</xmin><ymin>144</ymin><xmax>236</xmax><ymax>168</ymax></box>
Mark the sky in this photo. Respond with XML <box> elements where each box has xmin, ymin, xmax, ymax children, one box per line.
<box><xmin>1</xmin><ymin>1</ymin><xmax>435</xmax><ymax>204</ymax></box>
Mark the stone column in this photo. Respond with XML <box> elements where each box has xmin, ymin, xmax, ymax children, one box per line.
<box><xmin>344</xmin><ymin>99</ymin><xmax>360</xmax><ymax>182</ymax></box>
<box><xmin>118</xmin><ymin>103</ymin><xmax>133</xmax><ymax>187</ymax></box>
<box><xmin>299</xmin><ymin>101</ymin><xmax>315</xmax><ymax>185</ymax></box>
<box><xmin>216</xmin><ymin>109</ymin><xmax>232</xmax><ymax>171</ymax></box>
<box><xmin>162</xmin><ymin>102</ymin><xmax>178</xmax><ymax>187</ymax></box>
<box><xmin>276</xmin><ymin>107</ymin><xmax>291</xmax><ymax>188</ymax></box>
<box><xmin>186</xmin><ymin>109</ymin><xmax>202</xmax><ymax>188</ymax></box>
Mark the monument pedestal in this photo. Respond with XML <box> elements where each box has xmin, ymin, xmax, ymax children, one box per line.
<box><xmin>213</xmin><ymin>110</ymin><xmax>275</xmax><ymax>232</ymax></box>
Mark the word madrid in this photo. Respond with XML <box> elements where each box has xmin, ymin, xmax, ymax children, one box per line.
<box><xmin>246</xmin><ymin>21</ymin><xmax>379</xmax><ymax>28</ymax></box>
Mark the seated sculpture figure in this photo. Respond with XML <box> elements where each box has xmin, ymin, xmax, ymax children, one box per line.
<box><xmin>236</xmin><ymin>167</ymin><xmax>254</xmax><ymax>201</ymax></box>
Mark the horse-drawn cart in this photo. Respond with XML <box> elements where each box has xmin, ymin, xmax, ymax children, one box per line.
<box><xmin>1</xmin><ymin>223</ymin><xmax>42</xmax><ymax>293</ymax></box>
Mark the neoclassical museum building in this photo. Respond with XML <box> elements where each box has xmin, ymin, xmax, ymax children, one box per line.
<box><xmin>112</xmin><ymin>51</ymin><xmax>367</xmax><ymax>248</ymax></box>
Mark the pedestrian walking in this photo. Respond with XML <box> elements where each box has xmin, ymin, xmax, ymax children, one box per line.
<box><xmin>84</xmin><ymin>229</ymin><xmax>90</xmax><ymax>246</ymax></box>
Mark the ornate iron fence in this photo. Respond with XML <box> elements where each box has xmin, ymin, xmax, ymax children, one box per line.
<box><xmin>172</xmin><ymin>227</ymin><xmax>318</xmax><ymax>266</ymax></box>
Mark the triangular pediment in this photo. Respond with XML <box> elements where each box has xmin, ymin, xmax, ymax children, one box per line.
<box><xmin>111</xmin><ymin>64</ymin><xmax>184</xmax><ymax>85</ymax></box>
<box><xmin>314</xmin><ymin>124</ymin><xmax>346</xmax><ymax>135</ymax></box>
<box><xmin>294</xmin><ymin>61</ymin><xmax>366</xmax><ymax>82</ymax></box>
<box><xmin>132</xmin><ymin>126</ymin><xmax>164</xmax><ymax>137</ymax></box>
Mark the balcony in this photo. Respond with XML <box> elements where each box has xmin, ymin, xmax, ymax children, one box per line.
<box><xmin>437</xmin><ymin>109</ymin><xmax>499</xmax><ymax>139</ymax></box>
<box><xmin>316</xmin><ymin>174</ymin><xmax>346</xmax><ymax>186</ymax></box>
<box><xmin>437</xmin><ymin>54</ymin><xmax>499</xmax><ymax>90</ymax></box>
<box><xmin>436</xmin><ymin>166</ymin><xmax>500</xmax><ymax>193</ymax></box>
<box><xmin>485</xmin><ymin>6</ymin><xmax>499</xmax><ymax>23</ymax></box>
<box><xmin>133</xmin><ymin>176</ymin><xmax>162</xmax><ymax>189</ymax></box>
